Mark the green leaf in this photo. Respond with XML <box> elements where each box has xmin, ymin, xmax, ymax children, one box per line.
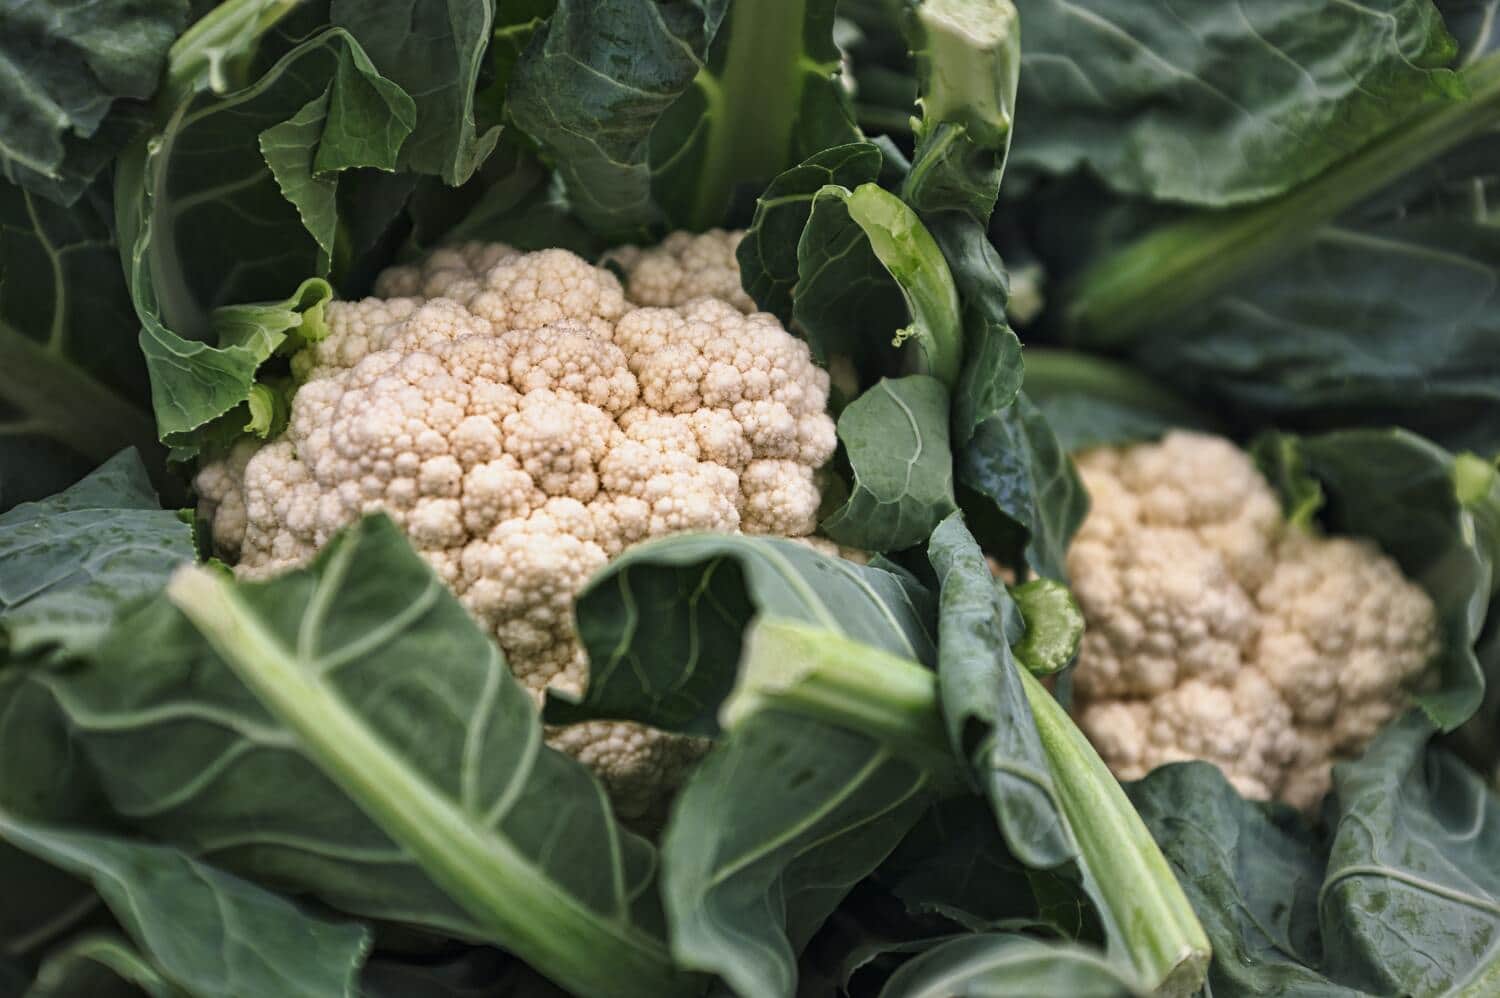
<box><xmin>0</xmin><ymin>0</ymin><xmax>188</xmax><ymax>204</ymax></box>
<box><xmin>259</xmin><ymin>46</ymin><xmax>416</xmax><ymax>263</ymax></box>
<box><xmin>1254</xmin><ymin>429</ymin><xmax>1500</xmax><ymax>731</ymax></box>
<box><xmin>0</xmin><ymin>812</ymin><xmax>370</xmax><ymax>998</ymax></box>
<box><xmin>926</xmin><ymin>514</ymin><xmax>1072</xmax><ymax>869</ymax></box>
<box><xmin>1009</xmin><ymin>0</ymin><xmax>1463</xmax><ymax>206</ymax></box>
<box><xmin>1131</xmin><ymin>717</ymin><xmax>1500</xmax><ymax>997</ymax></box>
<box><xmin>956</xmin><ymin>392</ymin><xmax>1088</xmax><ymax>582</ymax></box>
<box><xmin>329</xmin><ymin>0</ymin><xmax>499</xmax><ymax>186</ymax></box>
<box><xmin>1020</xmin><ymin>349</ymin><xmax>1218</xmax><ymax>454</ymax></box>
<box><xmin>662</xmin><ymin>708</ymin><xmax>931</xmax><ymax>997</ymax></box>
<box><xmin>136</xmin><ymin>277</ymin><xmax>331</xmax><ymax>457</ymax></box>
<box><xmin>507</xmin><ymin>0</ymin><xmax>722</xmax><ymax>242</ymax></box>
<box><xmin>39</xmin><ymin>516</ymin><xmax>690</xmax><ymax>998</ymax></box>
<box><xmin>1322</xmin><ymin>714</ymin><xmax>1500</xmax><ymax>995</ymax></box>
<box><xmin>878</xmin><ymin>933</ymin><xmax>1136</xmax><ymax>998</ymax></box>
<box><xmin>821</xmin><ymin>376</ymin><xmax>958</xmax><ymax>552</ymax></box>
<box><xmin>0</xmin><ymin>451</ymin><xmax>193</xmax><ymax>664</ymax></box>
<box><xmin>649</xmin><ymin>0</ymin><xmax>858</xmax><ymax>230</ymax></box>
<box><xmin>0</xmin><ymin>181</ymin><xmax>161</xmax><ymax>510</ymax></box>
<box><xmin>738</xmin><ymin>142</ymin><xmax>886</xmax><ymax>324</ymax></box>
<box><xmin>551</xmin><ymin>533</ymin><xmax>937</xmax><ymax>734</ymax></box>
<box><xmin>1128</xmin><ymin>763</ymin><xmax>1363</xmax><ymax>998</ymax></box>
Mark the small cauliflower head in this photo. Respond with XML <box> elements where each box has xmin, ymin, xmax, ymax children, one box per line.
<box><xmin>198</xmin><ymin>236</ymin><xmax>836</xmax><ymax>823</ymax></box>
<box><xmin>1068</xmin><ymin>431</ymin><xmax>1439</xmax><ymax>810</ymax></box>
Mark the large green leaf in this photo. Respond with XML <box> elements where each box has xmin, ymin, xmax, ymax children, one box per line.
<box><xmin>1253</xmin><ymin>429</ymin><xmax>1500</xmax><ymax>731</ymax></box>
<box><xmin>662</xmin><ymin>709</ymin><xmax>931</xmax><ymax>997</ymax></box>
<box><xmin>0</xmin><ymin>181</ymin><xmax>160</xmax><ymax>510</ymax></box>
<box><xmin>1009</xmin><ymin>0</ymin><xmax>1463</xmax><ymax>206</ymax></box>
<box><xmin>551</xmin><ymin>533</ymin><xmax>937</xmax><ymax>733</ymax></box>
<box><xmin>0</xmin><ymin>811</ymin><xmax>370</xmax><ymax>998</ymax></box>
<box><xmin>1322</xmin><ymin>714</ymin><xmax>1500</xmax><ymax>995</ymax></box>
<box><xmin>0</xmin><ymin>0</ymin><xmax>188</xmax><ymax>204</ymax></box>
<box><xmin>0</xmin><ymin>450</ymin><xmax>192</xmax><ymax>664</ymax></box>
<box><xmin>737</xmin><ymin>141</ymin><xmax>886</xmax><ymax>325</ymax></box>
<box><xmin>1131</xmin><ymin>716</ymin><xmax>1500</xmax><ymax>996</ymax></box>
<box><xmin>37</xmin><ymin>516</ymin><xmax>689</xmax><ymax>998</ymax></box>
<box><xmin>1128</xmin><ymin>763</ymin><xmax>1362</xmax><ymax>998</ymax></box>
<box><xmin>925</xmin><ymin>515</ymin><xmax>1071</xmax><ymax>869</ymax></box>
<box><xmin>507</xmin><ymin>0</ymin><xmax>723</xmax><ymax>242</ymax></box>
<box><xmin>121</xmin><ymin>25</ymin><xmax>414</xmax><ymax>455</ymax></box>
<box><xmin>329</xmin><ymin>0</ymin><xmax>498</xmax><ymax>186</ymax></box>
<box><xmin>1115</xmin><ymin>145</ymin><xmax>1500</xmax><ymax>456</ymax></box>
<box><xmin>821</xmin><ymin>376</ymin><xmax>958</xmax><ymax>552</ymax></box>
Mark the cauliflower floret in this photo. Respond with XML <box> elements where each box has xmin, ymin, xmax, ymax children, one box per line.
<box><xmin>196</xmin><ymin>240</ymin><xmax>838</xmax><ymax>824</ymax></box>
<box><xmin>606</xmin><ymin>228</ymin><xmax>755</xmax><ymax>313</ymax></box>
<box><xmin>1069</xmin><ymin>431</ymin><xmax>1440</xmax><ymax>810</ymax></box>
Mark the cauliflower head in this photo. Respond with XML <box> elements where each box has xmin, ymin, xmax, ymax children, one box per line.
<box><xmin>197</xmin><ymin>235</ymin><xmax>836</xmax><ymax>823</ymax></box>
<box><xmin>1067</xmin><ymin>430</ymin><xmax>1439</xmax><ymax>810</ymax></box>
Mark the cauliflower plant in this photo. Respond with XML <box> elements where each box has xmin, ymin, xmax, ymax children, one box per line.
<box><xmin>197</xmin><ymin>230</ymin><xmax>836</xmax><ymax>823</ymax></box>
<box><xmin>1067</xmin><ymin>431</ymin><xmax>1439</xmax><ymax>809</ymax></box>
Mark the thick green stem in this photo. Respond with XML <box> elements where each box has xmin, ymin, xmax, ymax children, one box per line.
<box><xmin>166</xmin><ymin>565</ymin><xmax>696</xmax><ymax>998</ymax></box>
<box><xmin>724</xmin><ymin>617</ymin><xmax>1211</xmax><ymax>997</ymax></box>
<box><xmin>686</xmin><ymin>0</ymin><xmax>828</xmax><ymax>229</ymax></box>
<box><xmin>1065</xmin><ymin>52</ymin><xmax>1500</xmax><ymax>347</ymax></box>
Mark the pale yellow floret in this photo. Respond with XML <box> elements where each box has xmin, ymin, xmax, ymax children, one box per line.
<box><xmin>194</xmin><ymin>238</ymin><xmax>835</xmax><ymax>824</ymax></box>
<box><xmin>1068</xmin><ymin>430</ymin><xmax>1440</xmax><ymax>809</ymax></box>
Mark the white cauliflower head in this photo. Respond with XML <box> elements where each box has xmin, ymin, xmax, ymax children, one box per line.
<box><xmin>603</xmin><ymin>228</ymin><xmax>755</xmax><ymax>314</ymax></box>
<box><xmin>199</xmin><ymin>235</ymin><xmax>836</xmax><ymax>824</ymax></box>
<box><xmin>1067</xmin><ymin>430</ymin><xmax>1439</xmax><ymax>810</ymax></box>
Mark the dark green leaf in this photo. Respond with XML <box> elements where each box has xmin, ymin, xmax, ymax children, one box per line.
<box><xmin>0</xmin><ymin>0</ymin><xmax>188</xmax><ymax>204</ymax></box>
<box><xmin>1009</xmin><ymin>0</ymin><xmax>1463</xmax><ymax>205</ymax></box>
<box><xmin>553</xmin><ymin>533</ymin><xmax>937</xmax><ymax>734</ymax></box>
<box><xmin>821</xmin><ymin>376</ymin><xmax>958</xmax><ymax>552</ymax></box>
<box><xmin>0</xmin><ymin>812</ymin><xmax>371</xmax><ymax>998</ymax></box>
<box><xmin>43</xmin><ymin>516</ymin><xmax>685</xmax><ymax>997</ymax></box>
<box><xmin>662</xmin><ymin>709</ymin><xmax>930</xmax><ymax>997</ymax></box>
<box><xmin>738</xmin><ymin>142</ymin><xmax>885</xmax><ymax>324</ymax></box>
<box><xmin>507</xmin><ymin>0</ymin><xmax>722</xmax><ymax>241</ymax></box>
<box><xmin>330</xmin><ymin>0</ymin><xmax>499</xmax><ymax>186</ymax></box>
<box><xmin>927</xmin><ymin>514</ymin><xmax>1072</xmax><ymax>869</ymax></box>
<box><xmin>0</xmin><ymin>451</ymin><xmax>192</xmax><ymax>663</ymax></box>
<box><xmin>956</xmin><ymin>392</ymin><xmax>1087</xmax><ymax>582</ymax></box>
<box><xmin>0</xmin><ymin>181</ymin><xmax>160</xmax><ymax>509</ymax></box>
<box><xmin>1322</xmin><ymin>713</ymin><xmax>1500</xmax><ymax>995</ymax></box>
<box><xmin>1128</xmin><ymin>763</ymin><xmax>1359</xmax><ymax>998</ymax></box>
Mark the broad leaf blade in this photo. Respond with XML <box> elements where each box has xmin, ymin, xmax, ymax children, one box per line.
<box><xmin>821</xmin><ymin>376</ymin><xmax>958</xmax><ymax>553</ymax></box>
<box><xmin>0</xmin><ymin>0</ymin><xmax>187</xmax><ymax>204</ymax></box>
<box><xmin>555</xmin><ymin>533</ymin><xmax>937</xmax><ymax>734</ymax></box>
<box><xmin>43</xmin><ymin>516</ymin><xmax>684</xmax><ymax>998</ymax></box>
<box><xmin>662</xmin><ymin>709</ymin><xmax>930</xmax><ymax>997</ymax></box>
<box><xmin>1009</xmin><ymin>0</ymin><xmax>1463</xmax><ymax>205</ymax></box>
<box><xmin>1322</xmin><ymin>714</ymin><xmax>1500</xmax><ymax>995</ymax></box>
<box><xmin>0</xmin><ymin>451</ymin><xmax>193</xmax><ymax>663</ymax></box>
<box><xmin>0</xmin><ymin>812</ymin><xmax>370</xmax><ymax>998</ymax></box>
<box><xmin>0</xmin><ymin>181</ymin><xmax>160</xmax><ymax>509</ymax></box>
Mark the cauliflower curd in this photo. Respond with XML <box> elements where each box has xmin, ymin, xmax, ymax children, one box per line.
<box><xmin>1068</xmin><ymin>431</ymin><xmax>1439</xmax><ymax>809</ymax></box>
<box><xmin>197</xmin><ymin>231</ymin><xmax>836</xmax><ymax>822</ymax></box>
